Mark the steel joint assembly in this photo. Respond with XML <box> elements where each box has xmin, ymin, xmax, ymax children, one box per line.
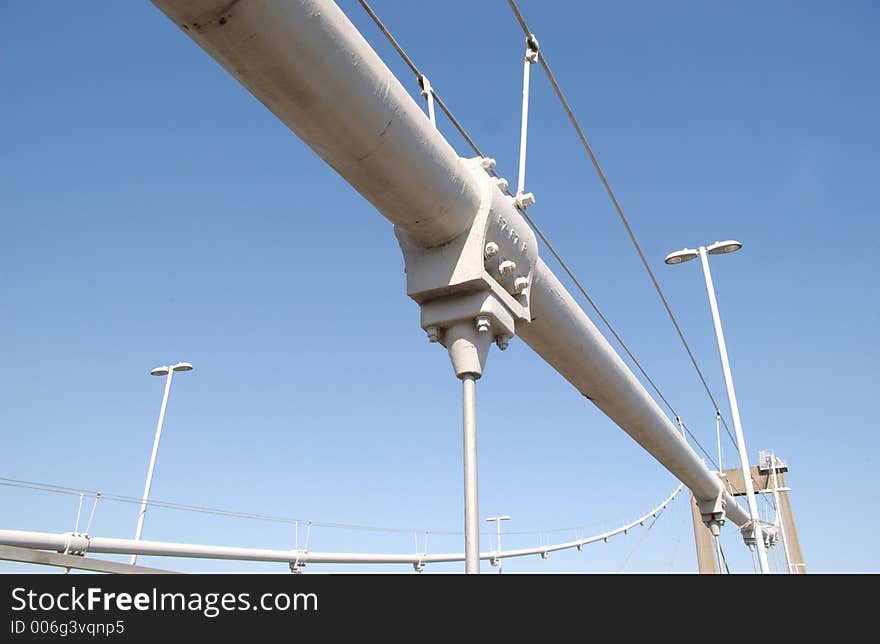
<box><xmin>395</xmin><ymin>156</ymin><xmax>538</xmax><ymax>379</ymax></box>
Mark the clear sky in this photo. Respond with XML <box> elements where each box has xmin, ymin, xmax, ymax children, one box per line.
<box><xmin>2</xmin><ymin>0</ymin><xmax>877</xmax><ymax>573</ymax></box>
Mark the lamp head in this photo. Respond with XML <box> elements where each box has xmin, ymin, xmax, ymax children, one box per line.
<box><xmin>664</xmin><ymin>248</ymin><xmax>699</xmax><ymax>265</ymax></box>
<box><xmin>706</xmin><ymin>240</ymin><xmax>743</xmax><ymax>255</ymax></box>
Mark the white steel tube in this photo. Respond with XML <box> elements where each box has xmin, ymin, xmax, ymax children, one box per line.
<box><xmin>769</xmin><ymin>456</ymin><xmax>793</xmax><ymax>574</ymax></box>
<box><xmin>462</xmin><ymin>374</ymin><xmax>479</xmax><ymax>574</ymax></box>
<box><xmin>517</xmin><ymin>54</ymin><xmax>532</xmax><ymax>196</ymax></box>
<box><xmin>0</xmin><ymin>485</ymin><xmax>680</xmax><ymax>566</ymax></box>
<box><xmin>697</xmin><ymin>247</ymin><xmax>769</xmax><ymax>573</ymax></box>
<box><xmin>716</xmin><ymin>412</ymin><xmax>723</xmax><ymax>472</ymax></box>
<box><xmin>131</xmin><ymin>369</ymin><xmax>174</xmax><ymax>565</ymax></box>
<box><xmin>149</xmin><ymin>0</ymin><xmax>749</xmax><ymax>526</ymax></box>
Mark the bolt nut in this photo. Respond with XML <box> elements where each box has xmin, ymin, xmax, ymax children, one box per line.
<box><xmin>480</xmin><ymin>157</ymin><xmax>497</xmax><ymax>171</ymax></box>
<box><xmin>484</xmin><ymin>241</ymin><xmax>500</xmax><ymax>259</ymax></box>
<box><xmin>495</xmin><ymin>334</ymin><xmax>511</xmax><ymax>351</ymax></box>
<box><xmin>499</xmin><ymin>260</ymin><xmax>517</xmax><ymax>277</ymax></box>
<box><xmin>494</xmin><ymin>177</ymin><xmax>509</xmax><ymax>193</ymax></box>
<box><xmin>514</xmin><ymin>276</ymin><xmax>529</xmax><ymax>293</ymax></box>
<box><xmin>475</xmin><ymin>316</ymin><xmax>492</xmax><ymax>333</ymax></box>
<box><xmin>425</xmin><ymin>326</ymin><xmax>441</xmax><ymax>343</ymax></box>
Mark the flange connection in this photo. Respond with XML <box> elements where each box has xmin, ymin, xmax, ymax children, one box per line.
<box><xmin>395</xmin><ymin>156</ymin><xmax>539</xmax><ymax>380</ymax></box>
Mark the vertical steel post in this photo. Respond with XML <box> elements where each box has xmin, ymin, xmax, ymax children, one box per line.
<box><xmin>462</xmin><ymin>374</ymin><xmax>479</xmax><ymax>574</ymax></box>
<box><xmin>769</xmin><ymin>455</ymin><xmax>794</xmax><ymax>573</ymax></box>
<box><xmin>131</xmin><ymin>369</ymin><xmax>174</xmax><ymax>565</ymax></box>
<box><xmin>690</xmin><ymin>492</ymin><xmax>719</xmax><ymax>574</ymax></box>
<box><xmin>697</xmin><ymin>247</ymin><xmax>769</xmax><ymax>574</ymax></box>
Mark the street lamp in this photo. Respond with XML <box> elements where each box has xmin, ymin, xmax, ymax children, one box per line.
<box><xmin>130</xmin><ymin>362</ymin><xmax>193</xmax><ymax>565</ymax></box>
<box><xmin>664</xmin><ymin>240</ymin><xmax>770</xmax><ymax>575</ymax></box>
<box><xmin>485</xmin><ymin>515</ymin><xmax>511</xmax><ymax>572</ymax></box>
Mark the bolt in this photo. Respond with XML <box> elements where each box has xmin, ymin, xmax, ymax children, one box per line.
<box><xmin>495</xmin><ymin>334</ymin><xmax>511</xmax><ymax>351</ymax></box>
<box><xmin>494</xmin><ymin>177</ymin><xmax>509</xmax><ymax>193</ymax></box>
<box><xmin>499</xmin><ymin>260</ymin><xmax>517</xmax><ymax>277</ymax></box>
<box><xmin>514</xmin><ymin>276</ymin><xmax>529</xmax><ymax>293</ymax></box>
<box><xmin>425</xmin><ymin>326</ymin><xmax>441</xmax><ymax>343</ymax></box>
<box><xmin>475</xmin><ymin>316</ymin><xmax>491</xmax><ymax>333</ymax></box>
<box><xmin>480</xmin><ymin>157</ymin><xmax>497</xmax><ymax>171</ymax></box>
<box><xmin>484</xmin><ymin>241</ymin><xmax>499</xmax><ymax>259</ymax></box>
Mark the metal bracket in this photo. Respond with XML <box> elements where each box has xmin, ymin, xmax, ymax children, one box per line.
<box><xmin>740</xmin><ymin>520</ymin><xmax>779</xmax><ymax>550</ymax></box>
<box><xmin>60</xmin><ymin>532</ymin><xmax>88</xmax><ymax>557</ymax></box>
<box><xmin>697</xmin><ymin>493</ymin><xmax>727</xmax><ymax>536</ymax></box>
<box><xmin>396</xmin><ymin>157</ymin><xmax>539</xmax><ymax>378</ymax></box>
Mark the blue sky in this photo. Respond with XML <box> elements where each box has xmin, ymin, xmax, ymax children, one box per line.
<box><xmin>1</xmin><ymin>0</ymin><xmax>877</xmax><ymax>573</ymax></box>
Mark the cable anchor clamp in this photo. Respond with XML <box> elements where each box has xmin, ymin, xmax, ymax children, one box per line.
<box><xmin>525</xmin><ymin>33</ymin><xmax>540</xmax><ymax>63</ymax></box>
<box><xmin>514</xmin><ymin>192</ymin><xmax>536</xmax><ymax>209</ymax></box>
<box><xmin>417</xmin><ymin>73</ymin><xmax>433</xmax><ymax>98</ymax></box>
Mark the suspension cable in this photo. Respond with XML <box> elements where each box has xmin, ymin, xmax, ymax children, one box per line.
<box><xmin>0</xmin><ymin>476</ymin><xmax>680</xmax><ymax>544</ymax></box>
<box><xmin>615</xmin><ymin>506</ymin><xmax>663</xmax><ymax>572</ymax></box>
<box><xmin>717</xmin><ymin>537</ymin><xmax>732</xmax><ymax>573</ymax></box>
<box><xmin>358</xmin><ymin>0</ymin><xmax>485</xmax><ymax>158</ymax></box>
<box><xmin>505</xmin><ymin>0</ymin><xmax>740</xmax><ymax>455</ymax></box>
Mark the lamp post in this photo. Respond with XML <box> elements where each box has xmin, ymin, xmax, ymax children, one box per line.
<box><xmin>664</xmin><ymin>240</ymin><xmax>770</xmax><ymax>574</ymax></box>
<box><xmin>485</xmin><ymin>515</ymin><xmax>511</xmax><ymax>573</ymax></box>
<box><xmin>130</xmin><ymin>362</ymin><xmax>193</xmax><ymax>566</ymax></box>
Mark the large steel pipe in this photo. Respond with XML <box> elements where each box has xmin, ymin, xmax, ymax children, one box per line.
<box><xmin>151</xmin><ymin>0</ymin><xmax>481</xmax><ymax>248</ymax></box>
<box><xmin>521</xmin><ymin>261</ymin><xmax>748</xmax><ymax>525</ymax></box>
<box><xmin>148</xmin><ymin>0</ymin><xmax>747</xmax><ymax>525</ymax></box>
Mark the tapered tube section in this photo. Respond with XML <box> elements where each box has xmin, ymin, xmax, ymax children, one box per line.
<box><xmin>149</xmin><ymin>0</ymin><xmax>748</xmax><ymax>526</ymax></box>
